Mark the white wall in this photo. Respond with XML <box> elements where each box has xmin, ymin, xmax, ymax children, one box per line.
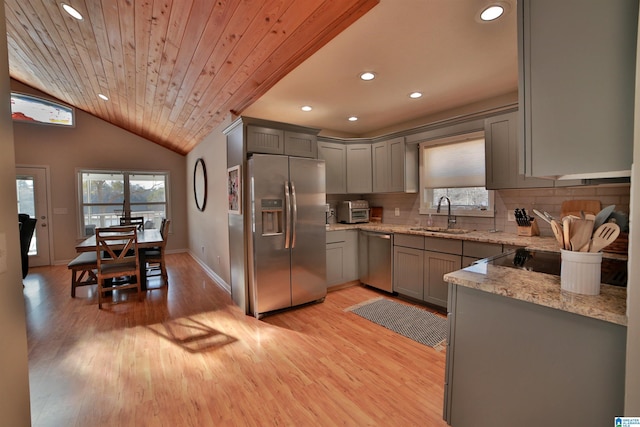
<box><xmin>11</xmin><ymin>80</ymin><xmax>188</xmax><ymax>263</ymax></box>
<box><xmin>0</xmin><ymin>7</ymin><xmax>32</xmax><ymax>424</ymax></box>
<box><xmin>185</xmin><ymin>115</ymin><xmax>233</xmax><ymax>289</ymax></box>
<box><xmin>624</xmin><ymin>8</ymin><xmax>640</xmax><ymax>413</ymax></box>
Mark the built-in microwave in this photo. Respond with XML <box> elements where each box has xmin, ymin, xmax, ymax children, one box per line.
<box><xmin>337</xmin><ymin>200</ymin><xmax>370</xmax><ymax>224</ymax></box>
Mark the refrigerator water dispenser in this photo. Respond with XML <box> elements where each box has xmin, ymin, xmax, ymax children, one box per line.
<box><xmin>261</xmin><ymin>199</ymin><xmax>283</xmax><ymax>235</ymax></box>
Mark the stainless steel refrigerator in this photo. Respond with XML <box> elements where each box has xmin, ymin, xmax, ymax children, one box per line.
<box><xmin>247</xmin><ymin>154</ymin><xmax>327</xmax><ymax>318</ymax></box>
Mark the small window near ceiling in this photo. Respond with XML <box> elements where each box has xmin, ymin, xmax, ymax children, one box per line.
<box><xmin>10</xmin><ymin>92</ymin><xmax>75</xmax><ymax>127</ymax></box>
<box><xmin>419</xmin><ymin>132</ymin><xmax>494</xmax><ymax>217</ymax></box>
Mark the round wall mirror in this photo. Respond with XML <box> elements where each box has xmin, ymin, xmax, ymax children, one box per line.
<box><xmin>193</xmin><ymin>158</ymin><xmax>207</xmax><ymax>212</ymax></box>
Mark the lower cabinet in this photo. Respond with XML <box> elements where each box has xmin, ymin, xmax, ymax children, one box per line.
<box><xmin>393</xmin><ymin>246</ymin><xmax>424</xmax><ymax>299</ymax></box>
<box><xmin>393</xmin><ymin>234</ymin><xmax>462</xmax><ymax>308</ymax></box>
<box><xmin>423</xmin><ymin>250</ymin><xmax>461</xmax><ymax>307</ymax></box>
<box><xmin>326</xmin><ymin>230</ymin><xmax>358</xmax><ymax>287</ymax></box>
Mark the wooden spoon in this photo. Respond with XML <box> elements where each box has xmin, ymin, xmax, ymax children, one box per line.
<box><xmin>589</xmin><ymin>223</ymin><xmax>620</xmax><ymax>253</ymax></box>
<box><xmin>562</xmin><ymin>217</ymin><xmax>571</xmax><ymax>250</ymax></box>
<box><xmin>550</xmin><ymin>220</ymin><xmax>565</xmax><ymax>249</ymax></box>
<box><xmin>570</xmin><ymin>219</ymin><xmax>593</xmax><ymax>252</ymax></box>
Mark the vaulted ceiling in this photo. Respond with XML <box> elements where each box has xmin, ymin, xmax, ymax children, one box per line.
<box><xmin>5</xmin><ymin>0</ymin><xmax>379</xmax><ymax>154</ymax></box>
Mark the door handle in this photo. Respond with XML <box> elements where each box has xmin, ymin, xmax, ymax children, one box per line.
<box><xmin>284</xmin><ymin>181</ymin><xmax>291</xmax><ymax>249</ymax></box>
<box><xmin>290</xmin><ymin>181</ymin><xmax>297</xmax><ymax>248</ymax></box>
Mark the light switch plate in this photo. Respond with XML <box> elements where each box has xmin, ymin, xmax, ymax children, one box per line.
<box><xmin>394</xmin><ymin>208</ymin><xmax>400</xmax><ymax>216</ymax></box>
<box><xmin>507</xmin><ymin>211</ymin><xmax>515</xmax><ymax>222</ymax></box>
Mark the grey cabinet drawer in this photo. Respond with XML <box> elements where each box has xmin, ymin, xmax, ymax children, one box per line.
<box><xmin>424</xmin><ymin>237</ymin><xmax>462</xmax><ymax>255</ymax></box>
<box><xmin>462</xmin><ymin>241</ymin><xmax>503</xmax><ymax>259</ymax></box>
<box><xmin>394</xmin><ymin>233</ymin><xmax>424</xmax><ymax>250</ymax></box>
<box><xmin>326</xmin><ymin>230</ymin><xmax>346</xmax><ymax>244</ymax></box>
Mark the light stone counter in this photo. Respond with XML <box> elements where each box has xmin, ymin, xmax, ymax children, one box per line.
<box><xmin>444</xmin><ymin>262</ymin><xmax>627</xmax><ymax>325</ymax></box>
<box><xmin>327</xmin><ymin>222</ymin><xmax>627</xmax><ymax>325</ymax></box>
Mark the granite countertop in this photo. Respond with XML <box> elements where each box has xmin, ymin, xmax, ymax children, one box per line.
<box><xmin>444</xmin><ymin>263</ymin><xmax>627</xmax><ymax>326</ymax></box>
<box><xmin>327</xmin><ymin>222</ymin><xmax>628</xmax><ymax>326</ymax></box>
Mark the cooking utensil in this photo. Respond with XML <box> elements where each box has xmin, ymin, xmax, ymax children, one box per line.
<box><xmin>569</xmin><ymin>219</ymin><xmax>593</xmax><ymax>252</ymax></box>
<box><xmin>550</xmin><ymin>220</ymin><xmax>565</xmax><ymax>249</ymax></box>
<box><xmin>592</xmin><ymin>204</ymin><xmax>615</xmax><ymax>231</ymax></box>
<box><xmin>589</xmin><ymin>223</ymin><xmax>620</xmax><ymax>253</ymax></box>
<box><xmin>533</xmin><ymin>208</ymin><xmax>552</xmax><ymax>224</ymax></box>
<box><xmin>563</xmin><ymin>217</ymin><xmax>571</xmax><ymax>250</ymax></box>
<box><xmin>543</xmin><ymin>211</ymin><xmax>555</xmax><ymax>222</ymax></box>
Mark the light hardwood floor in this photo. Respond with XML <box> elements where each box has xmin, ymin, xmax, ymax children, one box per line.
<box><xmin>23</xmin><ymin>253</ymin><xmax>448</xmax><ymax>427</ymax></box>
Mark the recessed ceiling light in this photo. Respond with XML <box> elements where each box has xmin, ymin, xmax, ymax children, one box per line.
<box><xmin>409</xmin><ymin>92</ymin><xmax>423</xmax><ymax>99</ymax></box>
<box><xmin>61</xmin><ymin>3</ymin><xmax>84</xmax><ymax>20</ymax></box>
<box><xmin>301</xmin><ymin>105</ymin><xmax>312</xmax><ymax>112</ymax></box>
<box><xmin>98</xmin><ymin>94</ymin><xmax>109</xmax><ymax>101</ymax></box>
<box><xmin>359</xmin><ymin>72</ymin><xmax>375</xmax><ymax>81</ymax></box>
<box><xmin>480</xmin><ymin>4</ymin><xmax>505</xmax><ymax>21</ymax></box>
<box><xmin>348</xmin><ymin>116</ymin><xmax>358</xmax><ymax>122</ymax></box>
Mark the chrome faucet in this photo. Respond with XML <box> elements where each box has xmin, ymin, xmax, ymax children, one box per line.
<box><xmin>437</xmin><ymin>196</ymin><xmax>456</xmax><ymax>229</ymax></box>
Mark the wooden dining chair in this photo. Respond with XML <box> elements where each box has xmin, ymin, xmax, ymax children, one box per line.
<box><xmin>144</xmin><ymin>219</ymin><xmax>171</xmax><ymax>286</ymax></box>
<box><xmin>95</xmin><ymin>226</ymin><xmax>141</xmax><ymax>308</ymax></box>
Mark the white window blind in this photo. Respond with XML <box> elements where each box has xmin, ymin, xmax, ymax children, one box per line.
<box><xmin>423</xmin><ymin>138</ymin><xmax>485</xmax><ymax>188</ymax></box>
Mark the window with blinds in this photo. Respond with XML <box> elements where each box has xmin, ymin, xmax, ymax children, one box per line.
<box><xmin>419</xmin><ymin>132</ymin><xmax>494</xmax><ymax>217</ymax></box>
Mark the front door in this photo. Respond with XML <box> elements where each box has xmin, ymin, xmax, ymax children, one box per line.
<box><xmin>16</xmin><ymin>166</ymin><xmax>51</xmax><ymax>267</ymax></box>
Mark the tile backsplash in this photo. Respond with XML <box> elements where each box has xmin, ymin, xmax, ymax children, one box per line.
<box><xmin>327</xmin><ymin>184</ymin><xmax>630</xmax><ymax>237</ymax></box>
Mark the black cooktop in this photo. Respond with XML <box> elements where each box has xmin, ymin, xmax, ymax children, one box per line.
<box><xmin>479</xmin><ymin>248</ymin><xmax>627</xmax><ymax>287</ymax></box>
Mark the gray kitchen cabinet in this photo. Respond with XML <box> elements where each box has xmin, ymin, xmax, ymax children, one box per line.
<box><xmin>393</xmin><ymin>234</ymin><xmax>461</xmax><ymax>308</ymax></box>
<box><xmin>326</xmin><ymin>230</ymin><xmax>358</xmax><ymax>287</ymax></box>
<box><xmin>484</xmin><ymin>112</ymin><xmax>552</xmax><ymax>190</ymax></box>
<box><xmin>424</xmin><ymin>251</ymin><xmax>460</xmax><ymax>307</ymax></box>
<box><xmin>372</xmin><ymin>141</ymin><xmax>388</xmax><ymax>193</ymax></box>
<box><xmin>346</xmin><ymin>144</ymin><xmax>372</xmax><ymax>193</ymax></box>
<box><xmin>372</xmin><ymin>137</ymin><xmax>418</xmax><ymax>193</ymax></box>
<box><xmin>393</xmin><ymin>234</ymin><xmax>425</xmax><ymax>300</ymax></box>
<box><xmin>285</xmin><ymin>130</ymin><xmax>317</xmax><ymax>158</ymax></box>
<box><xmin>462</xmin><ymin>241</ymin><xmax>505</xmax><ymax>267</ymax></box>
<box><xmin>444</xmin><ymin>284</ymin><xmax>626</xmax><ymax>426</ymax></box>
<box><xmin>317</xmin><ymin>141</ymin><xmax>347</xmax><ymax>194</ymax></box>
<box><xmin>518</xmin><ymin>0</ymin><xmax>637</xmax><ymax>178</ymax></box>
<box><xmin>247</xmin><ymin>125</ymin><xmax>317</xmax><ymax>158</ymax></box>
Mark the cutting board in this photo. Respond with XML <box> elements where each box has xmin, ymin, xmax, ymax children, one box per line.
<box><xmin>560</xmin><ymin>200</ymin><xmax>601</xmax><ymax>218</ymax></box>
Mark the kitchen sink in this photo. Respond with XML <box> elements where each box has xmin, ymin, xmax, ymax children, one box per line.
<box><xmin>409</xmin><ymin>226</ymin><xmax>470</xmax><ymax>234</ymax></box>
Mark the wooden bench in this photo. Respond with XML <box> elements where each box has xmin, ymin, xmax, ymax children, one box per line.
<box><xmin>67</xmin><ymin>252</ymin><xmax>98</xmax><ymax>297</ymax></box>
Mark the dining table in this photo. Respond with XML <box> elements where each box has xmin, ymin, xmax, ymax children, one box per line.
<box><xmin>75</xmin><ymin>228</ymin><xmax>163</xmax><ymax>291</ymax></box>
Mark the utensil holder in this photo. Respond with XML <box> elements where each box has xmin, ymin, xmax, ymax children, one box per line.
<box><xmin>560</xmin><ymin>249</ymin><xmax>602</xmax><ymax>295</ymax></box>
<box><xmin>517</xmin><ymin>218</ymin><xmax>540</xmax><ymax>236</ymax></box>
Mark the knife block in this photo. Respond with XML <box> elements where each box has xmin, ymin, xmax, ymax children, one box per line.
<box><xmin>517</xmin><ymin>218</ymin><xmax>540</xmax><ymax>236</ymax></box>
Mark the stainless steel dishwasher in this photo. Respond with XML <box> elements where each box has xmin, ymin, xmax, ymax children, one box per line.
<box><xmin>358</xmin><ymin>230</ymin><xmax>393</xmax><ymax>292</ymax></box>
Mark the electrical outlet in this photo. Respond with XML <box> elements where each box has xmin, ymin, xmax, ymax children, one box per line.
<box><xmin>394</xmin><ymin>208</ymin><xmax>400</xmax><ymax>216</ymax></box>
<box><xmin>507</xmin><ymin>211</ymin><xmax>515</xmax><ymax>222</ymax></box>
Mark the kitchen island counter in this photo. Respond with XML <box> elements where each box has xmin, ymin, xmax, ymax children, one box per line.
<box><xmin>444</xmin><ymin>262</ymin><xmax>627</xmax><ymax>326</ymax></box>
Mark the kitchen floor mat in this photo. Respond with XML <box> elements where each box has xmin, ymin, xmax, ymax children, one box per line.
<box><xmin>346</xmin><ymin>298</ymin><xmax>447</xmax><ymax>349</ymax></box>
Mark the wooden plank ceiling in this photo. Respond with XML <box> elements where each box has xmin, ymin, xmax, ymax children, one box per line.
<box><xmin>4</xmin><ymin>0</ymin><xmax>378</xmax><ymax>154</ymax></box>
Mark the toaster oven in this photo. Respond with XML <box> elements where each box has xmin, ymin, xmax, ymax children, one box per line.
<box><xmin>337</xmin><ymin>200</ymin><xmax>370</xmax><ymax>224</ymax></box>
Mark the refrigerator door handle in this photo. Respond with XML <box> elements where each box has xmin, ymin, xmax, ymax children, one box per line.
<box><xmin>290</xmin><ymin>181</ymin><xmax>297</xmax><ymax>248</ymax></box>
<box><xmin>284</xmin><ymin>181</ymin><xmax>291</xmax><ymax>249</ymax></box>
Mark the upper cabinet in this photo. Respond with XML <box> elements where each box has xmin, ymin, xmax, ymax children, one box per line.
<box><xmin>346</xmin><ymin>144</ymin><xmax>373</xmax><ymax>193</ymax></box>
<box><xmin>317</xmin><ymin>141</ymin><xmax>347</xmax><ymax>194</ymax></box>
<box><xmin>319</xmin><ymin>137</ymin><xmax>418</xmax><ymax>195</ymax></box>
<box><xmin>247</xmin><ymin>125</ymin><xmax>317</xmax><ymax>158</ymax></box>
<box><xmin>372</xmin><ymin>137</ymin><xmax>418</xmax><ymax>193</ymax></box>
<box><xmin>485</xmin><ymin>112</ymin><xmax>552</xmax><ymax>189</ymax></box>
<box><xmin>518</xmin><ymin>0</ymin><xmax>638</xmax><ymax>179</ymax></box>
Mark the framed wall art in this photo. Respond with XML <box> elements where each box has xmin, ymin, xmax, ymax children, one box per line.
<box><xmin>227</xmin><ymin>165</ymin><xmax>241</xmax><ymax>214</ymax></box>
